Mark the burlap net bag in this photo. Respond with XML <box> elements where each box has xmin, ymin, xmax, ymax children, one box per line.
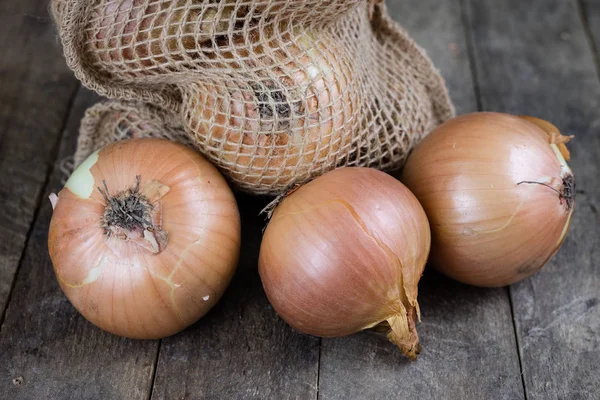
<box><xmin>53</xmin><ymin>0</ymin><xmax>454</xmax><ymax>195</ymax></box>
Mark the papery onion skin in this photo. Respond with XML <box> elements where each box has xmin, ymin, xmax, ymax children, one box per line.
<box><xmin>258</xmin><ymin>168</ymin><xmax>431</xmax><ymax>359</ymax></box>
<box><xmin>401</xmin><ymin>112</ymin><xmax>575</xmax><ymax>287</ymax></box>
<box><xmin>48</xmin><ymin>139</ymin><xmax>241</xmax><ymax>339</ymax></box>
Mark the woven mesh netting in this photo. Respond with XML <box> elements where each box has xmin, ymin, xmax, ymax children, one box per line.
<box><xmin>53</xmin><ymin>0</ymin><xmax>454</xmax><ymax>194</ymax></box>
<box><xmin>74</xmin><ymin>101</ymin><xmax>193</xmax><ymax>166</ymax></box>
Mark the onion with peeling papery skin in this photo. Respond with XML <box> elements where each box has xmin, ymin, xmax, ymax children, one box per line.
<box><xmin>401</xmin><ymin>112</ymin><xmax>575</xmax><ymax>287</ymax></box>
<box><xmin>258</xmin><ymin>167</ymin><xmax>431</xmax><ymax>360</ymax></box>
<box><xmin>182</xmin><ymin>27</ymin><xmax>357</xmax><ymax>190</ymax></box>
<box><xmin>48</xmin><ymin>139</ymin><xmax>241</xmax><ymax>338</ymax></box>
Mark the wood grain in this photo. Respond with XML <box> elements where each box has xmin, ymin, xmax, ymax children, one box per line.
<box><xmin>0</xmin><ymin>0</ymin><xmax>79</xmax><ymax>319</ymax></box>
<box><xmin>0</xmin><ymin>88</ymin><xmax>160</xmax><ymax>400</ymax></box>
<box><xmin>465</xmin><ymin>0</ymin><xmax>600</xmax><ymax>398</ymax></box>
<box><xmin>394</xmin><ymin>0</ymin><xmax>478</xmax><ymax>115</ymax></box>
<box><xmin>150</xmin><ymin>195</ymin><xmax>320</xmax><ymax>400</ymax></box>
<box><xmin>317</xmin><ymin>1</ymin><xmax>525</xmax><ymax>399</ymax></box>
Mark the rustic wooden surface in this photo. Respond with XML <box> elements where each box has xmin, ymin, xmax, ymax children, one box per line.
<box><xmin>150</xmin><ymin>195</ymin><xmax>319</xmax><ymax>400</ymax></box>
<box><xmin>0</xmin><ymin>0</ymin><xmax>78</xmax><ymax>321</ymax></box>
<box><xmin>319</xmin><ymin>2</ymin><xmax>524</xmax><ymax>400</ymax></box>
<box><xmin>465</xmin><ymin>0</ymin><xmax>600</xmax><ymax>399</ymax></box>
<box><xmin>0</xmin><ymin>86</ymin><xmax>163</xmax><ymax>400</ymax></box>
<box><xmin>0</xmin><ymin>1</ymin><xmax>598</xmax><ymax>399</ymax></box>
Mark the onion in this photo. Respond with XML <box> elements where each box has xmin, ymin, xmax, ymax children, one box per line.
<box><xmin>182</xmin><ymin>27</ymin><xmax>358</xmax><ymax>190</ymax></box>
<box><xmin>401</xmin><ymin>112</ymin><xmax>575</xmax><ymax>287</ymax></box>
<box><xmin>95</xmin><ymin>0</ymin><xmax>242</xmax><ymax>73</ymax></box>
<box><xmin>48</xmin><ymin>139</ymin><xmax>241</xmax><ymax>338</ymax></box>
<box><xmin>258</xmin><ymin>167</ymin><xmax>431</xmax><ymax>359</ymax></box>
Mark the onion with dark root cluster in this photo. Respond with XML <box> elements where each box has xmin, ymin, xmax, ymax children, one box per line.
<box><xmin>49</xmin><ymin>139</ymin><xmax>241</xmax><ymax>338</ymax></box>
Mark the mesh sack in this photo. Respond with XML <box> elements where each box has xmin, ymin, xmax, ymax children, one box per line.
<box><xmin>71</xmin><ymin>100</ymin><xmax>192</xmax><ymax>166</ymax></box>
<box><xmin>54</xmin><ymin>0</ymin><xmax>454</xmax><ymax>195</ymax></box>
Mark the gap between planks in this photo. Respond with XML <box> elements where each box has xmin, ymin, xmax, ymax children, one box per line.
<box><xmin>507</xmin><ymin>287</ymin><xmax>529</xmax><ymax>400</ymax></box>
<box><xmin>0</xmin><ymin>83</ymin><xmax>81</xmax><ymax>332</ymax></box>
<box><xmin>316</xmin><ymin>337</ymin><xmax>322</xmax><ymax>400</ymax></box>
<box><xmin>147</xmin><ymin>339</ymin><xmax>162</xmax><ymax>400</ymax></box>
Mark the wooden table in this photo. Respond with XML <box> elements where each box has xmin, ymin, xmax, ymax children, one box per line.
<box><xmin>1</xmin><ymin>1</ymin><xmax>599</xmax><ymax>399</ymax></box>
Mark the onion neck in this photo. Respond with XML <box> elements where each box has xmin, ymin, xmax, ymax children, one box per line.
<box><xmin>520</xmin><ymin>115</ymin><xmax>574</xmax><ymax>161</ymax></box>
<box><xmin>382</xmin><ymin>307</ymin><xmax>421</xmax><ymax>361</ymax></box>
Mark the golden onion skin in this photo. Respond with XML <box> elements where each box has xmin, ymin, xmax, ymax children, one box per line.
<box><xmin>402</xmin><ymin>112</ymin><xmax>574</xmax><ymax>287</ymax></box>
<box><xmin>259</xmin><ymin>167</ymin><xmax>431</xmax><ymax>359</ymax></box>
<box><xmin>49</xmin><ymin>139</ymin><xmax>241</xmax><ymax>338</ymax></box>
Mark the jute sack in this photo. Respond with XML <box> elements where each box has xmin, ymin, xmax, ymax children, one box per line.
<box><xmin>53</xmin><ymin>0</ymin><xmax>454</xmax><ymax>194</ymax></box>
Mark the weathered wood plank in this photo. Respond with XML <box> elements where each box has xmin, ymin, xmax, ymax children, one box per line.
<box><xmin>0</xmin><ymin>88</ymin><xmax>160</xmax><ymax>400</ymax></box>
<box><xmin>397</xmin><ymin>0</ymin><xmax>478</xmax><ymax>115</ymax></box>
<box><xmin>150</xmin><ymin>195</ymin><xmax>319</xmax><ymax>400</ymax></box>
<box><xmin>0</xmin><ymin>1</ymin><xmax>79</xmax><ymax>319</ymax></box>
<box><xmin>465</xmin><ymin>0</ymin><xmax>600</xmax><ymax>399</ymax></box>
<box><xmin>317</xmin><ymin>1</ymin><xmax>524</xmax><ymax>399</ymax></box>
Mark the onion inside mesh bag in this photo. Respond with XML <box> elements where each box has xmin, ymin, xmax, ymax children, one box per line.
<box><xmin>54</xmin><ymin>0</ymin><xmax>454</xmax><ymax>194</ymax></box>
